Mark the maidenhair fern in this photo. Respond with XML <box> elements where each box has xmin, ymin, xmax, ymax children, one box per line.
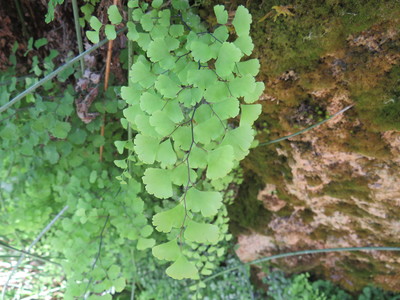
<box><xmin>116</xmin><ymin>0</ymin><xmax>264</xmax><ymax>283</ymax></box>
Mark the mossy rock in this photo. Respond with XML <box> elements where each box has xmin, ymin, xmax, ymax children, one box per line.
<box><xmin>227</xmin><ymin>170</ymin><xmax>273</xmax><ymax>235</ymax></box>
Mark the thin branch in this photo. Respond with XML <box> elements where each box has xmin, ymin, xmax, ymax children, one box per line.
<box><xmin>83</xmin><ymin>214</ymin><xmax>110</xmax><ymax>296</ymax></box>
<box><xmin>0</xmin><ymin>241</ymin><xmax>61</xmax><ymax>266</ymax></box>
<box><xmin>258</xmin><ymin>104</ymin><xmax>354</xmax><ymax>147</ymax></box>
<box><xmin>71</xmin><ymin>0</ymin><xmax>85</xmax><ymax>75</ymax></box>
<box><xmin>1</xmin><ymin>205</ymin><xmax>69</xmax><ymax>300</ymax></box>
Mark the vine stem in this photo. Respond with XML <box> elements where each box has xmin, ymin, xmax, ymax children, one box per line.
<box><xmin>100</xmin><ymin>0</ymin><xmax>119</xmax><ymax>162</ymax></box>
<box><xmin>0</xmin><ymin>241</ymin><xmax>61</xmax><ymax>266</ymax></box>
<box><xmin>1</xmin><ymin>205</ymin><xmax>69</xmax><ymax>300</ymax></box>
<box><xmin>0</xmin><ymin>27</ymin><xmax>127</xmax><ymax>114</ymax></box>
<box><xmin>258</xmin><ymin>104</ymin><xmax>354</xmax><ymax>147</ymax></box>
<box><xmin>127</xmin><ymin>4</ymin><xmax>134</xmax><ymax>174</ymax></box>
<box><xmin>202</xmin><ymin>246</ymin><xmax>400</xmax><ymax>283</ymax></box>
<box><xmin>71</xmin><ymin>0</ymin><xmax>85</xmax><ymax>75</ymax></box>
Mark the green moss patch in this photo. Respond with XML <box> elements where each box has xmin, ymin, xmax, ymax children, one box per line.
<box><xmin>322</xmin><ymin>177</ymin><xmax>372</xmax><ymax>202</ymax></box>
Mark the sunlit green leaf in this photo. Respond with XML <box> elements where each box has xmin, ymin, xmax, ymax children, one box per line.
<box><xmin>108</xmin><ymin>5</ymin><xmax>122</xmax><ymax>25</ymax></box>
<box><xmin>140</xmin><ymin>91</ymin><xmax>164</xmax><ymax>114</ymax></box>
<box><xmin>137</xmin><ymin>237</ymin><xmax>156</xmax><ymax>250</ymax></box>
<box><xmin>156</xmin><ymin>139</ymin><xmax>177</xmax><ymax>167</ymax></box>
<box><xmin>149</xmin><ymin>110</ymin><xmax>176</xmax><ymax>136</ymax></box>
<box><xmin>232</xmin><ymin>5</ymin><xmax>252</xmax><ymax>36</ymax></box>
<box><xmin>184</xmin><ymin>220</ymin><xmax>219</xmax><ymax>244</ymax></box>
<box><xmin>234</xmin><ymin>35</ymin><xmax>254</xmax><ymax>56</ymax></box>
<box><xmin>206</xmin><ymin>145</ymin><xmax>234</xmax><ymax>180</ymax></box>
<box><xmin>236</xmin><ymin>59</ymin><xmax>260</xmax><ymax>76</ymax></box>
<box><xmin>221</xmin><ymin>125</ymin><xmax>254</xmax><ymax>160</ymax></box>
<box><xmin>86</xmin><ymin>30</ymin><xmax>99</xmax><ymax>44</ymax></box>
<box><xmin>152</xmin><ymin>0</ymin><xmax>163</xmax><ymax>8</ymax></box>
<box><xmin>153</xmin><ymin>204</ymin><xmax>185</xmax><ymax>232</ymax></box>
<box><xmin>89</xmin><ymin>16</ymin><xmax>102</xmax><ymax>31</ymax></box>
<box><xmin>240</xmin><ymin>104</ymin><xmax>262</xmax><ymax>126</ymax></box>
<box><xmin>51</xmin><ymin>121</ymin><xmax>71</xmax><ymax>139</ymax></box>
<box><xmin>155</xmin><ymin>74</ymin><xmax>181</xmax><ymax>98</ymax></box>
<box><xmin>134</xmin><ymin>134</ymin><xmax>160</xmax><ymax>164</ymax></box>
<box><xmin>215</xmin><ymin>42</ymin><xmax>242</xmax><ymax>78</ymax></box>
<box><xmin>104</xmin><ymin>24</ymin><xmax>116</xmax><ymax>40</ymax></box>
<box><xmin>186</xmin><ymin>188</ymin><xmax>223</xmax><ymax>217</ymax></box>
<box><xmin>244</xmin><ymin>81</ymin><xmax>265</xmax><ymax>103</ymax></box>
<box><xmin>229</xmin><ymin>74</ymin><xmax>256</xmax><ymax>98</ymax></box>
<box><xmin>214</xmin><ymin>5</ymin><xmax>228</xmax><ymax>24</ymax></box>
<box><xmin>166</xmin><ymin>255</ymin><xmax>198</xmax><ymax>280</ymax></box>
<box><xmin>143</xmin><ymin>168</ymin><xmax>173</xmax><ymax>198</ymax></box>
<box><xmin>127</xmin><ymin>21</ymin><xmax>139</xmax><ymax>41</ymax></box>
<box><xmin>152</xmin><ymin>240</ymin><xmax>180</xmax><ymax>261</ymax></box>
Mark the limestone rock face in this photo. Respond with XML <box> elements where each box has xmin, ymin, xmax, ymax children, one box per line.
<box><xmin>231</xmin><ymin>12</ymin><xmax>400</xmax><ymax>292</ymax></box>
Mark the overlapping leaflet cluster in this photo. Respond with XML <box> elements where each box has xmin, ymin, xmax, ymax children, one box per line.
<box><xmin>119</xmin><ymin>0</ymin><xmax>264</xmax><ymax>280</ymax></box>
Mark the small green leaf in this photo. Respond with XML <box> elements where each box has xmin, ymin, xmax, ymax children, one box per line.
<box><xmin>152</xmin><ymin>240</ymin><xmax>180</xmax><ymax>261</ymax></box>
<box><xmin>131</xmin><ymin>60</ymin><xmax>157</xmax><ymax>89</ymax></box>
<box><xmin>113</xmin><ymin>277</ymin><xmax>126</xmax><ymax>293</ymax></box>
<box><xmin>137</xmin><ymin>237</ymin><xmax>156</xmax><ymax>250</ymax></box>
<box><xmin>184</xmin><ymin>220</ymin><xmax>219</xmax><ymax>244</ymax></box>
<box><xmin>128</xmin><ymin>0</ymin><xmax>139</xmax><ymax>8</ymax></box>
<box><xmin>211</xmin><ymin>98</ymin><xmax>239</xmax><ymax>120</ymax></box>
<box><xmin>236</xmin><ymin>59</ymin><xmax>260</xmax><ymax>76</ymax></box>
<box><xmin>89</xmin><ymin>170</ymin><xmax>97</xmax><ymax>183</ymax></box>
<box><xmin>114</xmin><ymin>140</ymin><xmax>126</xmax><ymax>154</ymax></box>
<box><xmin>240</xmin><ymin>104</ymin><xmax>262</xmax><ymax>126</ymax></box>
<box><xmin>187</xmin><ymin>69</ymin><xmax>217</xmax><ymax>90</ymax></box>
<box><xmin>149</xmin><ymin>110</ymin><xmax>176</xmax><ymax>136</ymax></box>
<box><xmin>188</xmin><ymin>146</ymin><xmax>207</xmax><ymax>168</ymax></box>
<box><xmin>34</xmin><ymin>38</ymin><xmax>48</xmax><ymax>49</ymax></box>
<box><xmin>140</xmin><ymin>13</ymin><xmax>155</xmax><ymax>31</ymax></box>
<box><xmin>206</xmin><ymin>145</ymin><xmax>234</xmax><ymax>180</ymax></box>
<box><xmin>221</xmin><ymin>125</ymin><xmax>254</xmax><ymax>160</ymax></box>
<box><xmin>152</xmin><ymin>0</ymin><xmax>163</xmax><ymax>8</ymax></box>
<box><xmin>214</xmin><ymin>5</ymin><xmax>228</xmax><ymax>24</ymax></box>
<box><xmin>143</xmin><ymin>168</ymin><xmax>173</xmax><ymax>198</ymax></box>
<box><xmin>107</xmin><ymin>265</ymin><xmax>121</xmax><ymax>280</ymax></box>
<box><xmin>140</xmin><ymin>91</ymin><xmax>164</xmax><ymax>114</ymax></box>
<box><xmin>104</xmin><ymin>24</ymin><xmax>116</xmax><ymax>40</ymax></box>
<box><xmin>190</xmin><ymin>40</ymin><xmax>213</xmax><ymax>63</ymax></box>
<box><xmin>155</xmin><ymin>74</ymin><xmax>181</xmax><ymax>98</ymax></box>
<box><xmin>51</xmin><ymin>121</ymin><xmax>71</xmax><ymax>139</ymax></box>
<box><xmin>229</xmin><ymin>74</ymin><xmax>256</xmax><ymax>98</ymax></box>
<box><xmin>114</xmin><ymin>159</ymin><xmax>127</xmax><ymax>169</ymax></box>
<box><xmin>234</xmin><ymin>35</ymin><xmax>254</xmax><ymax>56</ymax></box>
<box><xmin>140</xmin><ymin>225</ymin><xmax>153</xmax><ymax>237</ymax></box>
<box><xmin>153</xmin><ymin>204</ymin><xmax>185</xmax><ymax>232</ymax></box>
<box><xmin>215</xmin><ymin>42</ymin><xmax>242</xmax><ymax>78</ymax></box>
<box><xmin>172</xmin><ymin>125</ymin><xmax>192</xmax><ymax>150</ymax></box>
<box><xmin>127</xmin><ymin>21</ymin><xmax>139</xmax><ymax>41</ymax></box>
<box><xmin>166</xmin><ymin>255</ymin><xmax>199</xmax><ymax>280</ymax></box>
<box><xmin>186</xmin><ymin>188</ymin><xmax>223</xmax><ymax>217</ymax></box>
<box><xmin>89</xmin><ymin>16</ymin><xmax>102</xmax><ymax>31</ymax></box>
<box><xmin>244</xmin><ymin>81</ymin><xmax>265</xmax><ymax>103</ymax></box>
<box><xmin>86</xmin><ymin>30</ymin><xmax>100</xmax><ymax>44</ymax></box>
<box><xmin>108</xmin><ymin>5</ymin><xmax>123</xmax><ymax>25</ymax></box>
<box><xmin>232</xmin><ymin>5</ymin><xmax>252</xmax><ymax>36</ymax></box>
<box><xmin>169</xmin><ymin>24</ymin><xmax>184</xmax><ymax>37</ymax></box>
<box><xmin>134</xmin><ymin>134</ymin><xmax>160</xmax><ymax>164</ymax></box>
<box><xmin>148</xmin><ymin>39</ymin><xmax>170</xmax><ymax>62</ymax></box>
<box><xmin>194</xmin><ymin>116</ymin><xmax>225</xmax><ymax>145</ymax></box>
<box><xmin>156</xmin><ymin>139</ymin><xmax>177</xmax><ymax>167</ymax></box>
<box><xmin>204</xmin><ymin>81</ymin><xmax>229</xmax><ymax>103</ymax></box>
